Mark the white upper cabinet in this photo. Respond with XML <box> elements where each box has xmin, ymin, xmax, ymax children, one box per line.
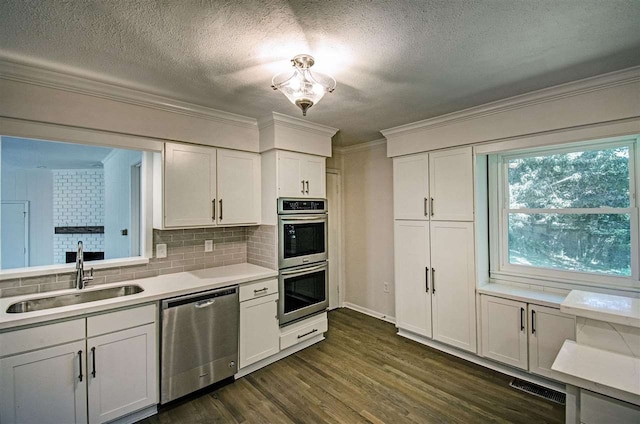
<box><xmin>431</xmin><ymin>221</ymin><xmax>477</xmax><ymax>352</ymax></box>
<box><xmin>163</xmin><ymin>143</ymin><xmax>217</xmax><ymax>228</ymax></box>
<box><xmin>157</xmin><ymin>143</ymin><xmax>261</xmax><ymax>228</ymax></box>
<box><xmin>393</xmin><ymin>153</ymin><xmax>429</xmax><ymax>220</ymax></box>
<box><xmin>217</xmin><ymin>149</ymin><xmax>261</xmax><ymax>225</ymax></box>
<box><xmin>481</xmin><ymin>295</ymin><xmax>528</xmax><ymax>370</ymax></box>
<box><xmin>429</xmin><ymin>147</ymin><xmax>474</xmax><ymax>221</ymax></box>
<box><xmin>393</xmin><ymin>147</ymin><xmax>474</xmax><ymax>221</ymax></box>
<box><xmin>277</xmin><ymin>151</ymin><xmax>326</xmax><ymax>198</ymax></box>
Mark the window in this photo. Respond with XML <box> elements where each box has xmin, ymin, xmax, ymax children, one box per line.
<box><xmin>490</xmin><ymin>137</ymin><xmax>639</xmax><ymax>287</ymax></box>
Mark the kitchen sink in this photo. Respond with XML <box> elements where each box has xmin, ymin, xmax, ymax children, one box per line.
<box><xmin>6</xmin><ymin>285</ymin><xmax>144</xmax><ymax>313</ymax></box>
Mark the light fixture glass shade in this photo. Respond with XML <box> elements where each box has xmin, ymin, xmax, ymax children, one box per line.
<box><xmin>271</xmin><ymin>54</ymin><xmax>336</xmax><ymax>116</ymax></box>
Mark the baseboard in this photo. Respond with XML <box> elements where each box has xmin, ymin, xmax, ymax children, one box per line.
<box><xmin>234</xmin><ymin>334</ymin><xmax>325</xmax><ymax>378</ymax></box>
<box><xmin>396</xmin><ymin>329</ymin><xmax>565</xmax><ymax>393</ymax></box>
<box><xmin>343</xmin><ymin>302</ymin><xmax>396</xmax><ymax>324</ymax></box>
<box><xmin>109</xmin><ymin>405</ymin><xmax>158</xmax><ymax>424</ymax></box>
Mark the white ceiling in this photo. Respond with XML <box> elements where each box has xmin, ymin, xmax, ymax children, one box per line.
<box><xmin>1</xmin><ymin>137</ymin><xmax>112</xmax><ymax>169</ymax></box>
<box><xmin>1</xmin><ymin>1</ymin><xmax>639</xmax><ymax>147</ymax></box>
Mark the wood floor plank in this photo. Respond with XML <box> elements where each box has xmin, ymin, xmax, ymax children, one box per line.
<box><xmin>141</xmin><ymin>308</ymin><xmax>564</xmax><ymax>424</ymax></box>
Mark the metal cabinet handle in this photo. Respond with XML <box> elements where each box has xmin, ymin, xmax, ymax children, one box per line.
<box><xmin>424</xmin><ymin>198</ymin><xmax>428</xmax><ymax>216</ymax></box>
<box><xmin>425</xmin><ymin>267</ymin><xmax>429</xmax><ymax>292</ymax></box>
<box><xmin>219</xmin><ymin>199</ymin><xmax>223</xmax><ymax>220</ymax></box>
<box><xmin>430</xmin><ymin>198</ymin><xmax>434</xmax><ymax>216</ymax></box>
<box><xmin>520</xmin><ymin>308</ymin><xmax>525</xmax><ymax>331</ymax></box>
<box><xmin>301</xmin><ymin>180</ymin><xmax>305</xmax><ymax>194</ymax></box>
<box><xmin>297</xmin><ymin>328</ymin><xmax>318</xmax><ymax>339</ymax></box>
<box><xmin>305</xmin><ymin>180</ymin><xmax>310</xmax><ymax>194</ymax></box>
<box><xmin>91</xmin><ymin>347</ymin><xmax>96</xmax><ymax>378</ymax></box>
<box><xmin>212</xmin><ymin>199</ymin><xmax>216</xmax><ymax>221</ymax></box>
<box><xmin>531</xmin><ymin>310</ymin><xmax>536</xmax><ymax>334</ymax></box>
<box><xmin>78</xmin><ymin>350</ymin><xmax>83</xmax><ymax>382</ymax></box>
<box><xmin>254</xmin><ymin>287</ymin><xmax>268</xmax><ymax>294</ymax></box>
<box><xmin>431</xmin><ymin>268</ymin><xmax>435</xmax><ymax>294</ymax></box>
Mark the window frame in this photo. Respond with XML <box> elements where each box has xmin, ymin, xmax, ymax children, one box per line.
<box><xmin>489</xmin><ymin>136</ymin><xmax>640</xmax><ymax>290</ymax></box>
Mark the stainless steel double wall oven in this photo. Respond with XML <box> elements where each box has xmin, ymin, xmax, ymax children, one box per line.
<box><xmin>277</xmin><ymin>198</ymin><xmax>329</xmax><ymax>326</ymax></box>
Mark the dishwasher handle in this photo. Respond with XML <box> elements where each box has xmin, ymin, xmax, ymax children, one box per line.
<box><xmin>162</xmin><ymin>286</ymin><xmax>238</xmax><ymax>309</ymax></box>
<box><xmin>194</xmin><ymin>299</ymin><xmax>215</xmax><ymax>308</ymax></box>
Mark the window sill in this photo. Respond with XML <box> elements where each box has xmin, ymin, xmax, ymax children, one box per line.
<box><xmin>0</xmin><ymin>257</ymin><xmax>150</xmax><ymax>281</ymax></box>
<box><xmin>478</xmin><ymin>282</ymin><xmax>569</xmax><ymax>308</ymax></box>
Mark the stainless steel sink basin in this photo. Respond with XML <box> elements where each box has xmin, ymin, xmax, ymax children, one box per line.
<box><xmin>6</xmin><ymin>285</ymin><xmax>144</xmax><ymax>313</ymax></box>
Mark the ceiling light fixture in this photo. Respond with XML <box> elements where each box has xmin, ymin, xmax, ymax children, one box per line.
<box><xmin>271</xmin><ymin>54</ymin><xmax>336</xmax><ymax>116</ymax></box>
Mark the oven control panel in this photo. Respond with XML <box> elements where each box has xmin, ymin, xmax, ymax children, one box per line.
<box><xmin>278</xmin><ymin>198</ymin><xmax>326</xmax><ymax>213</ymax></box>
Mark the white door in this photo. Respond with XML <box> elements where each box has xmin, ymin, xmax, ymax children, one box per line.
<box><xmin>1</xmin><ymin>201</ymin><xmax>29</xmax><ymax>269</ymax></box>
<box><xmin>327</xmin><ymin>171</ymin><xmax>341</xmax><ymax>310</ymax></box>
<box><xmin>480</xmin><ymin>295</ymin><xmax>528</xmax><ymax>370</ymax></box>
<box><xmin>164</xmin><ymin>143</ymin><xmax>216</xmax><ymax>227</ymax></box>
<box><xmin>394</xmin><ymin>220</ymin><xmax>432</xmax><ymax>337</ymax></box>
<box><xmin>393</xmin><ymin>153</ymin><xmax>429</xmax><ymax>220</ymax></box>
<box><xmin>239</xmin><ymin>293</ymin><xmax>280</xmax><ymax>368</ymax></box>
<box><xmin>217</xmin><ymin>149</ymin><xmax>260</xmax><ymax>225</ymax></box>
<box><xmin>278</xmin><ymin>151</ymin><xmax>305</xmax><ymax>197</ymax></box>
<box><xmin>429</xmin><ymin>147</ymin><xmax>474</xmax><ymax>221</ymax></box>
<box><xmin>87</xmin><ymin>324</ymin><xmax>157</xmax><ymax>424</ymax></box>
<box><xmin>528</xmin><ymin>304</ymin><xmax>576</xmax><ymax>380</ymax></box>
<box><xmin>431</xmin><ymin>221</ymin><xmax>477</xmax><ymax>353</ymax></box>
<box><xmin>0</xmin><ymin>340</ymin><xmax>88</xmax><ymax>424</ymax></box>
<box><xmin>304</xmin><ymin>155</ymin><xmax>326</xmax><ymax>197</ymax></box>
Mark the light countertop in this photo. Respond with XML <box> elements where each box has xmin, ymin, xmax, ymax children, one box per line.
<box><xmin>0</xmin><ymin>263</ymin><xmax>278</xmax><ymax>331</ymax></box>
<box><xmin>477</xmin><ymin>283</ymin><xmax>568</xmax><ymax>307</ymax></box>
<box><xmin>561</xmin><ymin>290</ymin><xmax>640</xmax><ymax>328</ymax></box>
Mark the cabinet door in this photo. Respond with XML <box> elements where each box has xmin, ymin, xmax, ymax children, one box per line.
<box><xmin>429</xmin><ymin>147</ymin><xmax>474</xmax><ymax>221</ymax></box>
<box><xmin>278</xmin><ymin>151</ymin><xmax>305</xmax><ymax>197</ymax></box>
<box><xmin>431</xmin><ymin>221</ymin><xmax>477</xmax><ymax>353</ymax></box>
<box><xmin>0</xmin><ymin>340</ymin><xmax>88</xmax><ymax>424</ymax></box>
<box><xmin>304</xmin><ymin>155</ymin><xmax>326</xmax><ymax>198</ymax></box>
<box><xmin>87</xmin><ymin>324</ymin><xmax>157</xmax><ymax>424</ymax></box>
<box><xmin>393</xmin><ymin>153</ymin><xmax>429</xmax><ymax>220</ymax></box>
<box><xmin>481</xmin><ymin>295</ymin><xmax>528</xmax><ymax>369</ymax></box>
<box><xmin>528</xmin><ymin>304</ymin><xmax>576</xmax><ymax>380</ymax></box>
<box><xmin>217</xmin><ymin>149</ymin><xmax>261</xmax><ymax>225</ymax></box>
<box><xmin>240</xmin><ymin>293</ymin><xmax>280</xmax><ymax>368</ymax></box>
<box><xmin>164</xmin><ymin>143</ymin><xmax>217</xmax><ymax>227</ymax></box>
<box><xmin>394</xmin><ymin>220</ymin><xmax>432</xmax><ymax>337</ymax></box>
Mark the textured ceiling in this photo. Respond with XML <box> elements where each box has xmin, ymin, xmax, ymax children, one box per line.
<box><xmin>2</xmin><ymin>137</ymin><xmax>112</xmax><ymax>169</ymax></box>
<box><xmin>1</xmin><ymin>1</ymin><xmax>639</xmax><ymax>147</ymax></box>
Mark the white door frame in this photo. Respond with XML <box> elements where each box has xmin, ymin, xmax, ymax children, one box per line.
<box><xmin>326</xmin><ymin>168</ymin><xmax>344</xmax><ymax>308</ymax></box>
<box><xmin>1</xmin><ymin>200</ymin><xmax>30</xmax><ymax>268</ymax></box>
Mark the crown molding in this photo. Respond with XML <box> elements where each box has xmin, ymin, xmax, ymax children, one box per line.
<box><xmin>334</xmin><ymin>138</ymin><xmax>386</xmax><ymax>154</ymax></box>
<box><xmin>381</xmin><ymin>66</ymin><xmax>640</xmax><ymax>138</ymax></box>
<box><xmin>258</xmin><ymin>111</ymin><xmax>338</xmax><ymax>137</ymax></box>
<box><xmin>0</xmin><ymin>59</ymin><xmax>258</xmax><ymax>129</ymax></box>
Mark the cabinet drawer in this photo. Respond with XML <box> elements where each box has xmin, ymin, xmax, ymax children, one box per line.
<box><xmin>280</xmin><ymin>313</ymin><xmax>327</xmax><ymax>350</ymax></box>
<box><xmin>87</xmin><ymin>304</ymin><xmax>156</xmax><ymax>337</ymax></box>
<box><xmin>0</xmin><ymin>319</ymin><xmax>85</xmax><ymax>357</ymax></box>
<box><xmin>240</xmin><ymin>279</ymin><xmax>278</xmax><ymax>302</ymax></box>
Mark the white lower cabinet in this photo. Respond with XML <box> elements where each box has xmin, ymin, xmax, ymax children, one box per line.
<box><xmin>0</xmin><ymin>304</ymin><xmax>157</xmax><ymax>424</ymax></box>
<box><xmin>240</xmin><ymin>292</ymin><xmax>280</xmax><ymax>369</ymax></box>
<box><xmin>480</xmin><ymin>295</ymin><xmax>576</xmax><ymax>380</ymax></box>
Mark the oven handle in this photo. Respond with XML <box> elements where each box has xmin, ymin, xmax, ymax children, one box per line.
<box><xmin>280</xmin><ymin>264</ymin><xmax>326</xmax><ymax>276</ymax></box>
<box><xmin>280</xmin><ymin>215</ymin><xmax>327</xmax><ymax>221</ymax></box>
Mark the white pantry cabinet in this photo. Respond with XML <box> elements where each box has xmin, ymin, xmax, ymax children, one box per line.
<box><xmin>156</xmin><ymin>143</ymin><xmax>260</xmax><ymax>228</ymax></box>
<box><xmin>480</xmin><ymin>295</ymin><xmax>576</xmax><ymax>380</ymax></box>
<box><xmin>0</xmin><ymin>305</ymin><xmax>157</xmax><ymax>424</ymax></box>
<box><xmin>393</xmin><ymin>146</ymin><xmax>473</xmax><ymax>221</ymax></box>
<box><xmin>394</xmin><ymin>220</ymin><xmax>477</xmax><ymax>352</ymax></box>
<box><xmin>277</xmin><ymin>150</ymin><xmax>326</xmax><ymax>198</ymax></box>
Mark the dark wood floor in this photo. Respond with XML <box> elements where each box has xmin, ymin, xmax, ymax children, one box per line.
<box><xmin>142</xmin><ymin>308</ymin><xmax>564</xmax><ymax>423</ymax></box>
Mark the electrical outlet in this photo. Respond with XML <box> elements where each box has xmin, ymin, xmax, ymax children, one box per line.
<box><xmin>156</xmin><ymin>243</ymin><xmax>167</xmax><ymax>258</ymax></box>
<box><xmin>204</xmin><ymin>240</ymin><xmax>213</xmax><ymax>252</ymax></box>
<box><xmin>384</xmin><ymin>282</ymin><xmax>390</xmax><ymax>293</ymax></box>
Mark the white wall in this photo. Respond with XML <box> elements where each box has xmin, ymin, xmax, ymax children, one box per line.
<box><xmin>103</xmin><ymin>149</ymin><xmax>142</xmax><ymax>259</ymax></box>
<box><xmin>341</xmin><ymin>142</ymin><xmax>395</xmax><ymax>318</ymax></box>
<box><xmin>1</xmin><ymin>167</ymin><xmax>53</xmax><ymax>266</ymax></box>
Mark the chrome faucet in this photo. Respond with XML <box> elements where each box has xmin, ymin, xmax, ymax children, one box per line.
<box><xmin>76</xmin><ymin>241</ymin><xmax>94</xmax><ymax>289</ymax></box>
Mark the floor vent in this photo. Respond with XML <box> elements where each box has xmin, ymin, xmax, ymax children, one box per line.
<box><xmin>509</xmin><ymin>378</ymin><xmax>566</xmax><ymax>405</ymax></box>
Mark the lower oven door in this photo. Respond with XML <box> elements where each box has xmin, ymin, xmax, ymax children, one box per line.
<box><xmin>278</xmin><ymin>262</ymin><xmax>329</xmax><ymax>326</ymax></box>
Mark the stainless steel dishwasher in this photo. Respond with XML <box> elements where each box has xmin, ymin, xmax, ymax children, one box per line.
<box><xmin>160</xmin><ymin>286</ymin><xmax>238</xmax><ymax>404</ymax></box>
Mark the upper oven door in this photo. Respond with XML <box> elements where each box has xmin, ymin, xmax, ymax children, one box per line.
<box><xmin>278</xmin><ymin>214</ymin><xmax>328</xmax><ymax>269</ymax></box>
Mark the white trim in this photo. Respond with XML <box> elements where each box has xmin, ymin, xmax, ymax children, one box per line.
<box><xmin>0</xmin><ymin>60</ymin><xmax>258</xmax><ymax>129</ymax></box>
<box><xmin>343</xmin><ymin>302</ymin><xmax>396</xmax><ymax>324</ymax></box>
<box><xmin>109</xmin><ymin>405</ymin><xmax>158</xmax><ymax>424</ymax></box>
<box><xmin>334</xmin><ymin>138</ymin><xmax>387</xmax><ymax>155</ymax></box>
<box><xmin>0</xmin><ymin>257</ymin><xmax>149</xmax><ymax>281</ymax></box>
<box><xmin>381</xmin><ymin>66</ymin><xmax>640</xmax><ymax>137</ymax></box>
<box><xmin>326</xmin><ymin>169</ymin><xmax>344</xmax><ymax>309</ymax></box>
<box><xmin>396</xmin><ymin>329</ymin><xmax>565</xmax><ymax>393</ymax></box>
<box><xmin>257</xmin><ymin>112</ymin><xmax>338</xmax><ymax>137</ymax></box>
